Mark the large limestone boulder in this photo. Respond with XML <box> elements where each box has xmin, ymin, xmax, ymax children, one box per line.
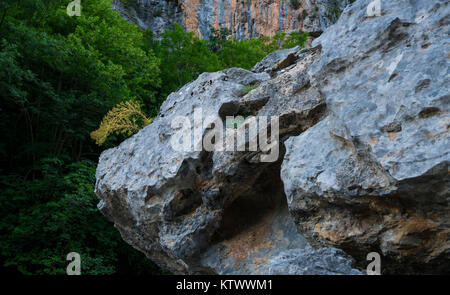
<box><xmin>96</xmin><ymin>0</ymin><xmax>449</xmax><ymax>274</ymax></box>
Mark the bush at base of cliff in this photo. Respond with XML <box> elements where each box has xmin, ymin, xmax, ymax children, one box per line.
<box><xmin>0</xmin><ymin>159</ymin><xmax>164</xmax><ymax>275</ymax></box>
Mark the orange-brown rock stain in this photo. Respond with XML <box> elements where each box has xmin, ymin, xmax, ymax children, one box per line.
<box><xmin>222</xmin><ymin>208</ymin><xmax>276</xmax><ymax>264</ymax></box>
<box><xmin>182</xmin><ymin>0</ymin><xmax>306</xmax><ymax>39</ymax></box>
<box><xmin>181</xmin><ymin>0</ymin><xmax>201</xmax><ymax>37</ymax></box>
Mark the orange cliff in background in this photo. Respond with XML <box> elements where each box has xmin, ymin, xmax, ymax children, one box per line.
<box><xmin>113</xmin><ymin>0</ymin><xmax>349</xmax><ymax>39</ymax></box>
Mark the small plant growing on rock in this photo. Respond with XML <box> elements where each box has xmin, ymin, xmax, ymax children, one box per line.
<box><xmin>240</xmin><ymin>84</ymin><xmax>259</xmax><ymax>95</ymax></box>
<box><xmin>326</xmin><ymin>4</ymin><xmax>342</xmax><ymax>21</ymax></box>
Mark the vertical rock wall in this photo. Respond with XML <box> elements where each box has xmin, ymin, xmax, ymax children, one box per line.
<box><xmin>113</xmin><ymin>0</ymin><xmax>350</xmax><ymax>39</ymax></box>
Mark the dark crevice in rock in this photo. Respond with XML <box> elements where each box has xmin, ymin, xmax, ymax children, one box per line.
<box><xmin>279</xmin><ymin>102</ymin><xmax>327</xmax><ymax>140</ymax></box>
<box><xmin>211</xmin><ymin>159</ymin><xmax>287</xmax><ymax>245</ymax></box>
<box><xmin>198</xmin><ymin>99</ymin><xmax>332</xmax><ymax>273</ymax></box>
<box><xmin>218</xmin><ymin>97</ymin><xmax>270</xmax><ymax>119</ymax></box>
<box><xmin>418</xmin><ymin>107</ymin><xmax>441</xmax><ymax>119</ymax></box>
<box><xmin>388</xmin><ymin>72</ymin><xmax>398</xmax><ymax>82</ymax></box>
<box><xmin>381</xmin><ymin>121</ymin><xmax>402</xmax><ymax>133</ymax></box>
<box><xmin>271</xmin><ymin>52</ymin><xmax>299</xmax><ymax>74</ymax></box>
<box><xmin>415</xmin><ymin>79</ymin><xmax>432</xmax><ymax>93</ymax></box>
<box><xmin>170</xmin><ymin>189</ymin><xmax>203</xmax><ymax>219</ymax></box>
<box><xmin>198</xmin><ymin>145</ymin><xmax>317</xmax><ymax>274</ymax></box>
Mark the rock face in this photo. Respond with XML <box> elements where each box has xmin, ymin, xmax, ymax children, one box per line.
<box><xmin>112</xmin><ymin>0</ymin><xmax>183</xmax><ymax>38</ymax></box>
<box><xmin>281</xmin><ymin>0</ymin><xmax>450</xmax><ymax>274</ymax></box>
<box><xmin>266</xmin><ymin>248</ymin><xmax>363</xmax><ymax>275</ymax></box>
<box><xmin>96</xmin><ymin>0</ymin><xmax>450</xmax><ymax>274</ymax></box>
<box><xmin>112</xmin><ymin>0</ymin><xmax>350</xmax><ymax>39</ymax></box>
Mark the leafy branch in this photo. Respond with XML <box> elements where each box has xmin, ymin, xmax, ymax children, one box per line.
<box><xmin>90</xmin><ymin>100</ymin><xmax>153</xmax><ymax>146</ymax></box>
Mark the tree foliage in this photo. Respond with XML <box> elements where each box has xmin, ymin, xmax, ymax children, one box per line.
<box><xmin>0</xmin><ymin>0</ymin><xmax>162</xmax><ymax>275</ymax></box>
<box><xmin>150</xmin><ymin>24</ymin><xmax>221</xmax><ymax>99</ymax></box>
<box><xmin>91</xmin><ymin>101</ymin><xmax>153</xmax><ymax>146</ymax></box>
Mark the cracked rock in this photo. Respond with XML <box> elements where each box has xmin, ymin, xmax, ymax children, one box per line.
<box><xmin>96</xmin><ymin>0</ymin><xmax>449</xmax><ymax>274</ymax></box>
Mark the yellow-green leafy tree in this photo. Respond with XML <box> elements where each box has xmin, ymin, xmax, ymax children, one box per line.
<box><xmin>91</xmin><ymin>100</ymin><xmax>153</xmax><ymax>146</ymax></box>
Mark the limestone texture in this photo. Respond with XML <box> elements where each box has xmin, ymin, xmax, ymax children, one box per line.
<box><xmin>96</xmin><ymin>0</ymin><xmax>450</xmax><ymax>274</ymax></box>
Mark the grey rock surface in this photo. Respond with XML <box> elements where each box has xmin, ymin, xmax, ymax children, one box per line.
<box><xmin>265</xmin><ymin>248</ymin><xmax>363</xmax><ymax>275</ymax></box>
<box><xmin>251</xmin><ymin>46</ymin><xmax>300</xmax><ymax>77</ymax></box>
<box><xmin>282</xmin><ymin>0</ymin><xmax>450</xmax><ymax>274</ymax></box>
<box><xmin>96</xmin><ymin>0</ymin><xmax>449</xmax><ymax>274</ymax></box>
<box><xmin>302</xmin><ymin>0</ymin><xmax>351</xmax><ymax>36</ymax></box>
<box><xmin>112</xmin><ymin>0</ymin><xmax>183</xmax><ymax>38</ymax></box>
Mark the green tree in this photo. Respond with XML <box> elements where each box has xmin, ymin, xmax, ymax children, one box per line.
<box><xmin>207</xmin><ymin>27</ymin><xmax>232</xmax><ymax>53</ymax></box>
<box><xmin>0</xmin><ymin>0</ymin><xmax>164</xmax><ymax>275</ymax></box>
<box><xmin>152</xmin><ymin>24</ymin><xmax>221</xmax><ymax>99</ymax></box>
<box><xmin>0</xmin><ymin>160</ymin><xmax>161</xmax><ymax>274</ymax></box>
<box><xmin>283</xmin><ymin>31</ymin><xmax>309</xmax><ymax>49</ymax></box>
<box><xmin>217</xmin><ymin>37</ymin><xmax>272</xmax><ymax>70</ymax></box>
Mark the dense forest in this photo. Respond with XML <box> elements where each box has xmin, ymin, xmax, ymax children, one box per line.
<box><xmin>0</xmin><ymin>0</ymin><xmax>307</xmax><ymax>274</ymax></box>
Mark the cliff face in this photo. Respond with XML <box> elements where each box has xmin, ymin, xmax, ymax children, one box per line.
<box><xmin>97</xmin><ymin>0</ymin><xmax>450</xmax><ymax>275</ymax></box>
<box><xmin>113</xmin><ymin>0</ymin><xmax>349</xmax><ymax>39</ymax></box>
